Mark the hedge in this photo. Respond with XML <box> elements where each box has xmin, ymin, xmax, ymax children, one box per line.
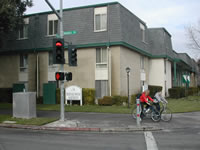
<box><xmin>98</xmin><ymin>96</ymin><xmax>114</xmax><ymax>106</ymax></box>
<box><xmin>112</xmin><ymin>95</ymin><xmax>128</xmax><ymax>106</ymax></box>
<box><xmin>82</xmin><ymin>88</ymin><xmax>95</xmax><ymax>105</ymax></box>
<box><xmin>148</xmin><ymin>85</ymin><xmax>163</xmax><ymax>97</ymax></box>
<box><xmin>168</xmin><ymin>87</ymin><xmax>199</xmax><ymax>98</ymax></box>
<box><xmin>0</xmin><ymin>88</ymin><xmax>12</xmax><ymax>103</ymax></box>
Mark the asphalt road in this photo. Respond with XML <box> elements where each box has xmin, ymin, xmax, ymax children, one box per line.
<box><xmin>0</xmin><ymin>127</ymin><xmax>200</xmax><ymax>150</ymax></box>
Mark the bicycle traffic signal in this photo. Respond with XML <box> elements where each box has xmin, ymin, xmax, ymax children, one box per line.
<box><xmin>68</xmin><ymin>45</ymin><xmax>77</xmax><ymax>66</ymax></box>
<box><xmin>53</xmin><ymin>38</ymin><xmax>65</xmax><ymax>64</ymax></box>
<box><xmin>55</xmin><ymin>72</ymin><xmax>65</xmax><ymax>81</ymax></box>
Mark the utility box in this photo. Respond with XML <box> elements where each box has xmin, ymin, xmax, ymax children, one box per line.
<box><xmin>43</xmin><ymin>83</ymin><xmax>56</xmax><ymax>104</ymax></box>
<box><xmin>13</xmin><ymin>92</ymin><xmax>36</xmax><ymax>119</ymax></box>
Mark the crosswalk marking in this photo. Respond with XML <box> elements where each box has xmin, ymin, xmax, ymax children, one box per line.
<box><xmin>144</xmin><ymin>131</ymin><xmax>158</xmax><ymax>150</ymax></box>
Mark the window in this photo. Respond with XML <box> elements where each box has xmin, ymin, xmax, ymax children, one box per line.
<box><xmin>20</xmin><ymin>54</ymin><xmax>28</xmax><ymax>72</ymax></box>
<box><xmin>96</xmin><ymin>47</ymin><xmax>107</xmax><ymax>68</ymax></box>
<box><xmin>164</xmin><ymin>60</ymin><xmax>167</xmax><ymax>74</ymax></box>
<box><xmin>140</xmin><ymin>23</ymin><xmax>145</xmax><ymax>42</ymax></box>
<box><xmin>95</xmin><ymin>80</ymin><xmax>108</xmax><ymax>98</ymax></box>
<box><xmin>18</xmin><ymin>18</ymin><xmax>29</xmax><ymax>39</ymax></box>
<box><xmin>48</xmin><ymin>14</ymin><xmax>58</xmax><ymax>36</ymax></box>
<box><xmin>140</xmin><ymin>56</ymin><xmax>144</xmax><ymax>70</ymax></box>
<box><xmin>49</xmin><ymin>52</ymin><xmax>53</xmax><ymax>66</ymax></box>
<box><xmin>94</xmin><ymin>7</ymin><xmax>107</xmax><ymax>31</ymax></box>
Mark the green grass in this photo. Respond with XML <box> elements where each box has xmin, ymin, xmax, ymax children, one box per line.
<box><xmin>37</xmin><ymin>104</ymin><xmax>131</xmax><ymax>114</ymax></box>
<box><xmin>167</xmin><ymin>96</ymin><xmax>200</xmax><ymax>113</ymax></box>
<box><xmin>0</xmin><ymin>103</ymin><xmax>12</xmax><ymax>109</ymax></box>
<box><xmin>0</xmin><ymin>115</ymin><xmax>58</xmax><ymax>126</ymax></box>
<box><xmin>1</xmin><ymin>95</ymin><xmax>200</xmax><ymax>114</ymax></box>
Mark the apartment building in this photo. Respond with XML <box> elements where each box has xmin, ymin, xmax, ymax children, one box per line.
<box><xmin>0</xmin><ymin>2</ymin><xmax>198</xmax><ymax>98</ymax></box>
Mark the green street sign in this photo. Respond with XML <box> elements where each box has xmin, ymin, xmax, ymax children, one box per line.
<box><xmin>64</xmin><ymin>30</ymin><xmax>77</xmax><ymax>35</ymax></box>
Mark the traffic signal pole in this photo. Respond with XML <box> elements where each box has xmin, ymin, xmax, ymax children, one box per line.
<box><xmin>45</xmin><ymin>0</ymin><xmax>65</xmax><ymax>121</ymax></box>
<box><xmin>59</xmin><ymin>0</ymin><xmax>65</xmax><ymax>121</ymax></box>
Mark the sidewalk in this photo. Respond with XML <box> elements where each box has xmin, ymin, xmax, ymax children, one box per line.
<box><xmin>1</xmin><ymin>109</ymin><xmax>200</xmax><ymax>132</ymax></box>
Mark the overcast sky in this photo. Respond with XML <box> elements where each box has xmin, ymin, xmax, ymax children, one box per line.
<box><xmin>25</xmin><ymin>0</ymin><xmax>200</xmax><ymax>59</ymax></box>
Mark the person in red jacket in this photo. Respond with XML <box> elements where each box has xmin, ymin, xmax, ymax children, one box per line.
<box><xmin>140</xmin><ymin>90</ymin><xmax>155</xmax><ymax>119</ymax></box>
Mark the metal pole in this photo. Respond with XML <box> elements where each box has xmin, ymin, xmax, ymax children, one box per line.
<box><xmin>127</xmin><ymin>73</ymin><xmax>130</xmax><ymax>108</ymax></box>
<box><xmin>60</xmin><ymin>0</ymin><xmax>65</xmax><ymax>121</ymax></box>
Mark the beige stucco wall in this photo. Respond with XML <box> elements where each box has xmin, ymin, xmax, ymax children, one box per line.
<box><xmin>166</xmin><ymin>60</ymin><xmax>172</xmax><ymax>96</ymax></box>
<box><xmin>28</xmin><ymin>53</ymin><xmax>37</xmax><ymax>92</ymax></box>
<box><xmin>38</xmin><ymin>52</ymin><xmax>48</xmax><ymax>96</ymax></box>
<box><xmin>149</xmin><ymin>59</ymin><xmax>165</xmax><ymax>94</ymax></box>
<box><xmin>149</xmin><ymin>59</ymin><xmax>172</xmax><ymax>96</ymax></box>
<box><xmin>63</xmin><ymin>48</ymin><xmax>96</xmax><ymax>89</ymax></box>
<box><xmin>190</xmin><ymin>72</ymin><xmax>197</xmax><ymax>87</ymax></box>
<box><xmin>110</xmin><ymin>46</ymin><xmax>120</xmax><ymax>95</ymax></box>
<box><xmin>120</xmin><ymin>46</ymin><xmax>141</xmax><ymax>96</ymax></box>
<box><xmin>0</xmin><ymin>54</ymin><xmax>19</xmax><ymax>88</ymax></box>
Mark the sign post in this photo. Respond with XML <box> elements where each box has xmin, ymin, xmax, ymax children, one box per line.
<box><xmin>136</xmin><ymin>98</ymin><xmax>141</xmax><ymax>126</ymax></box>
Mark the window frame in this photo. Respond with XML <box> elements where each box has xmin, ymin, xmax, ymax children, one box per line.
<box><xmin>94</xmin><ymin>7</ymin><xmax>107</xmax><ymax>32</ymax></box>
<box><xmin>18</xmin><ymin>18</ymin><xmax>29</xmax><ymax>40</ymax></box>
<box><xmin>140</xmin><ymin>23</ymin><xmax>146</xmax><ymax>43</ymax></box>
<box><xmin>20</xmin><ymin>54</ymin><xmax>28</xmax><ymax>72</ymax></box>
<box><xmin>96</xmin><ymin>47</ymin><xmax>108</xmax><ymax>68</ymax></box>
<box><xmin>47</xmin><ymin>14</ymin><xmax>58</xmax><ymax>36</ymax></box>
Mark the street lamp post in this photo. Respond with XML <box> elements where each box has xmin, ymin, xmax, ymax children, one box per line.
<box><xmin>126</xmin><ymin>67</ymin><xmax>131</xmax><ymax>108</ymax></box>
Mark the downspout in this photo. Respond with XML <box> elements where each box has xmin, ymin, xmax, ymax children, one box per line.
<box><xmin>36</xmin><ymin>53</ymin><xmax>39</xmax><ymax>98</ymax></box>
<box><xmin>107</xmin><ymin>4</ymin><xmax>111</xmax><ymax>96</ymax></box>
<box><xmin>173</xmin><ymin>61</ymin><xmax>177</xmax><ymax>87</ymax></box>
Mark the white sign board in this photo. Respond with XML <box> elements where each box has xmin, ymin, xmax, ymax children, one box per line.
<box><xmin>140</xmin><ymin>72</ymin><xmax>146</xmax><ymax>81</ymax></box>
<box><xmin>65</xmin><ymin>86</ymin><xmax>82</xmax><ymax>106</ymax></box>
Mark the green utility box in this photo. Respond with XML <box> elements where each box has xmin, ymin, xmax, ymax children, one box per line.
<box><xmin>13</xmin><ymin>83</ymin><xmax>25</xmax><ymax>93</ymax></box>
<box><xmin>43</xmin><ymin>83</ymin><xmax>56</xmax><ymax>104</ymax></box>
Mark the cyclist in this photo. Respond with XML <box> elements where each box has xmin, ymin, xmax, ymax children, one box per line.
<box><xmin>154</xmin><ymin>90</ymin><xmax>168</xmax><ymax>111</ymax></box>
<box><xmin>139</xmin><ymin>89</ymin><xmax>155</xmax><ymax>119</ymax></box>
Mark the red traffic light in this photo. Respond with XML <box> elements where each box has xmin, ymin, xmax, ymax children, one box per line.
<box><xmin>56</xmin><ymin>73</ymin><xmax>60</xmax><ymax>80</ymax></box>
<box><xmin>55</xmin><ymin>72</ymin><xmax>65</xmax><ymax>81</ymax></box>
<box><xmin>56</xmin><ymin>42</ymin><xmax>62</xmax><ymax>47</ymax></box>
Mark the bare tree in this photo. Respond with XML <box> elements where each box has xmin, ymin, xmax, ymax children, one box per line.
<box><xmin>186</xmin><ymin>20</ymin><xmax>200</xmax><ymax>53</ymax></box>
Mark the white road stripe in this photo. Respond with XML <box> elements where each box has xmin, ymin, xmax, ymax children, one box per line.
<box><xmin>144</xmin><ymin>131</ymin><xmax>158</xmax><ymax>150</ymax></box>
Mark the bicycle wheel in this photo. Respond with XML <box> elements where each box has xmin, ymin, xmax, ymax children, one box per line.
<box><xmin>161</xmin><ymin>107</ymin><xmax>172</xmax><ymax>122</ymax></box>
<box><xmin>151</xmin><ymin>111</ymin><xmax>161</xmax><ymax>122</ymax></box>
<box><xmin>131</xmin><ymin>107</ymin><xmax>137</xmax><ymax>119</ymax></box>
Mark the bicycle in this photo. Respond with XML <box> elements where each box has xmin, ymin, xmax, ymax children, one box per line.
<box><xmin>160</xmin><ymin>101</ymin><xmax>172</xmax><ymax>122</ymax></box>
<box><xmin>131</xmin><ymin>99</ymin><xmax>172</xmax><ymax>122</ymax></box>
<box><xmin>131</xmin><ymin>101</ymin><xmax>161</xmax><ymax>122</ymax></box>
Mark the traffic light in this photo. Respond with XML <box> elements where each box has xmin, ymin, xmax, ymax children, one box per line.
<box><xmin>65</xmin><ymin>72</ymin><xmax>72</xmax><ymax>81</ymax></box>
<box><xmin>68</xmin><ymin>45</ymin><xmax>77</xmax><ymax>66</ymax></box>
<box><xmin>53</xmin><ymin>38</ymin><xmax>65</xmax><ymax>64</ymax></box>
<box><xmin>55</xmin><ymin>72</ymin><xmax>65</xmax><ymax>81</ymax></box>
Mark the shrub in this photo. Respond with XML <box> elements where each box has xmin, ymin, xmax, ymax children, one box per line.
<box><xmin>82</xmin><ymin>88</ymin><xmax>95</xmax><ymax>105</ymax></box>
<box><xmin>148</xmin><ymin>85</ymin><xmax>163</xmax><ymax>97</ymax></box>
<box><xmin>131</xmin><ymin>94</ymin><xmax>140</xmax><ymax>104</ymax></box>
<box><xmin>0</xmin><ymin>88</ymin><xmax>12</xmax><ymax>103</ymax></box>
<box><xmin>168</xmin><ymin>87</ymin><xmax>186</xmax><ymax>98</ymax></box>
<box><xmin>112</xmin><ymin>95</ymin><xmax>121</xmax><ymax>105</ymax></box>
<box><xmin>112</xmin><ymin>95</ymin><xmax>128</xmax><ymax>106</ymax></box>
<box><xmin>98</xmin><ymin>96</ymin><xmax>114</xmax><ymax>106</ymax></box>
<box><xmin>187</xmin><ymin>87</ymin><xmax>198</xmax><ymax>96</ymax></box>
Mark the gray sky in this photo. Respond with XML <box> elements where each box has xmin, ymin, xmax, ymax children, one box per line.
<box><xmin>25</xmin><ymin>0</ymin><xmax>200</xmax><ymax>59</ymax></box>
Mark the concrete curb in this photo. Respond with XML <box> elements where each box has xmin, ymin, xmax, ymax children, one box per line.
<box><xmin>0</xmin><ymin>123</ymin><xmax>162</xmax><ymax>132</ymax></box>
